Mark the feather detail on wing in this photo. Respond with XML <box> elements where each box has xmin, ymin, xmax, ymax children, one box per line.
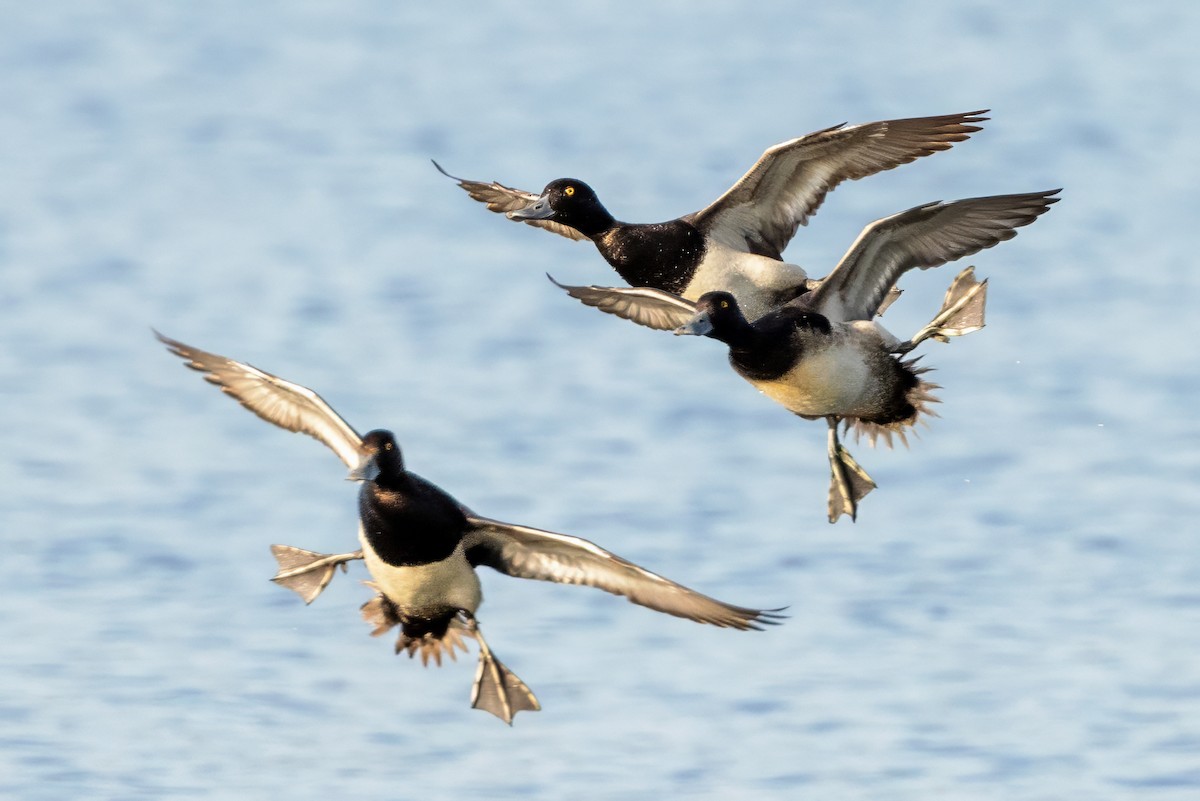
<box><xmin>155</xmin><ymin>331</ymin><xmax>367</xmax><ymax>469</ymax></box>
<box><xmin>433</xmin><ymin>160</ymin><xmax>590</xmax><ymax>242</ymax></box>
<box><xmin>693</xmin><ymin>111</ymin><xmax>988</xmax><ymax>257</ymax></box>
<box><xmin>809</xmin><ymin>189</ymin><xmax>1061</xmax><ymax>322</ymax></box>
<box><xmin>463</xmin><ymin>516</ymin><xmax>782</xmax><ymax>630</ymax></box>
<box><xmin>548</xmin><ymin>274</ymin><xmax>698</xmax><ymax>331</ymax></box>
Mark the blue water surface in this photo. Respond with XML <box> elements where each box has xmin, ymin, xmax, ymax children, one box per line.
<box><xmin>2</xmin><ymin>3</ymin><xmax>1199</xmax><ymax>799</ymax></box>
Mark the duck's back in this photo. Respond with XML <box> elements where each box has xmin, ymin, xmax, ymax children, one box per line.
<box><xmin>596</xmin><ymin>220</ymin><xmax>808</xmax><ymax>319</ymax></box>
<box><xmin>688</xmin><ymin>241</ymin><xmax>810</xmax><ymax>319</ymax></box>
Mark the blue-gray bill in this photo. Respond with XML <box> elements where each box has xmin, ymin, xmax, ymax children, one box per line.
<box><xmin>507</xmin><ymin>194</ymin><xmax>553</xmax><ymax>221</ymax></box>
<box><xmin>674</xmin><ymin>311</ymin><xmax>714</xmax><ymax>337</ymax></box>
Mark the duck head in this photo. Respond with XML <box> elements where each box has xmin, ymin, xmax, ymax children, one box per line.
<box><xmin>674</xmin><ymin>291</ymin><xmax>749</xmax><ymax>340</ymax></box>
<box><xmin>348</xmin><ymin>429</ymin><xmax>406</xmax><ymax>484</ymax></box>
<box><xmin>508</xmin><ymin>179</ymin><xmax>614</xmax><ymax>236</ymax></box>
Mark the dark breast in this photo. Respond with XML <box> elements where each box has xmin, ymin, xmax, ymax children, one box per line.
<box><xmin>594</xmin><ymin>221</ymin><xmax>706</xmax><ymax>295</ymax></box>
<box><xmin>728</xmin><ymin>339</ymin><xmax>799</xmax><ymax>383</ymax></box>
<box><xmin>725</xmin><ymin>311</ymin><xmax>819</xmax><ymax>382</ymax></box>
<box><xmin>358</xmin><ymin>476</ymin><xmax>468</xmax><ymax>567</ymax></box>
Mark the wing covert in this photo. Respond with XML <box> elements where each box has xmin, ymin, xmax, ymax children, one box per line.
<box><xmin>464</xmin><ymin>517</ymin><xmax>781</xmax><ymax>630</ymax></box>
<box><xmin>694</xmin><ymin>111</ymin><xmax>988</xmax><ymax>257</ymax></box>
<box><xmin>548</xmin><ymin>275</ymin><xmax>698</xmax><ymax>331</ymax></box>
<box><xmin>809</xmin><ymin>189</ymin><xmax>1060</xmax><ymax>321</ymax></box>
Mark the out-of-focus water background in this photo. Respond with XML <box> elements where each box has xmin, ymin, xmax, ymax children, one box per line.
<box><xmin>3</xmin><ymin>3</ymin><xmax>1198</xmax><ymax>799</ymax></box>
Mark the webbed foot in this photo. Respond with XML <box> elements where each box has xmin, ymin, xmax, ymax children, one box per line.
<box><xmin>465</xmin><ymin>616</ymin><xmax>540</xmax><ymax>725</ymax></box>
<box><xmin>269</xmin><ymin>545</ymin><xmax>363</xmax><ymax>604</ymax></box>
<box><xmin>827</xmin><ymin>418</ymin><xmax>877</xmax><ymax>523</ymax></box>
<box><xmin>898</xmin><ymin>266</ymin><xmax>988</xmax><ymax>352</ymax></box>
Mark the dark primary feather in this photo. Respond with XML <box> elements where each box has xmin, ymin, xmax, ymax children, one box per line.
<box><xmin>808</xmin><ymin>188</ymin><xmax>1061</xmax><ymax>321</ymax></box>
<box><xmin>693</xmin><ymin>111</ymin><xmax>989</xmax><ymax>258</ymax></box>
<box><xmin>433</xmin><ymin>160</ymin><xmax>590</xmax><ymax>242</ymax></box>
<box><xmin>463</xmin><ymin>516</ymin><xmax>781</xmax><ymax>630</ymax></box>
<box><xmin>155</xmin><ymin>331</ymin><xmax>367</xmax><ymax>470</ymax></box>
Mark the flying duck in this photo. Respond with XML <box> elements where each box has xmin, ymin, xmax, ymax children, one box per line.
<box><xmin>436</xmin><ymin>110</ymin><xmax>987</xmax><ymax>320</ymax></box>
<box><xmin>156</xmin><ymin>333</ymin><xmax>780</xmax><ymax>724</ymax></box>
<box><xmin>549</xmin><ymin>189</ymin><xmax>1060</xmax><ymax>522</ymax></box>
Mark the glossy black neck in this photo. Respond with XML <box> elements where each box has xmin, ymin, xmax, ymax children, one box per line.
<box><xmin>568</xmin><ymin>205</ymin><xmax>617</xmax><ymax>238</ymax></box>
<box><xmin>710</xmin><ymin>317</ymin><xmax>759</xmax><ymax>350</ymax></box>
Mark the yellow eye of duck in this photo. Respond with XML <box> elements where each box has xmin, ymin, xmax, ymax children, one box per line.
<box><xmin>565</xmin><ymin>186</ymin><xmax>576</xmax><ymax>197</ymax></box>
<box><xmin>384</xmin><ymin>442</ymin><xmax>393</xmax><ymax>451</ymax></box>
<box><xmin>720</xmin><ymin>300</ymin><xmax>729</xmax><ymax>309</ymax></box>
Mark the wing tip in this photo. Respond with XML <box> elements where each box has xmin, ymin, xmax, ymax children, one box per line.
<box><xmin>954</xmin><ymin>108</ymin><xmax>991</xmax><ymax>125</ymax></box>
<box><xmin>154</xmin><ymin>329</ymin><xmax>212</xmax><ymax>373</ymax></box>
<box><xmin>744</xmin><ymin>606</ymin><xmax>789</xmax><ymax>631</ymax></box>
<box><xmin>152</xmin><ymin>327</ymin><xmax>181</xmax><ymax>351</ymax></box>
<box><xmin>430</xmin><ymin>158</ymin><xmax>462</xmax><ymax>183</ymax></box>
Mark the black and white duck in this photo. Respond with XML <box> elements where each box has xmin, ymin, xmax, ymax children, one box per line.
<box><xmin>157</xmin><ymin>333</ymin><xmax>780</xmax><ymax>724</ymax></box>
<box><xmin>437</xmin><ymin>111</ymin><xmax>986</xmax><ymax>321</ymax></box>
<box><xmin>549</xmin><ymin>189</ymin><xmax>1060</xmax><ymax>522</ymax></box>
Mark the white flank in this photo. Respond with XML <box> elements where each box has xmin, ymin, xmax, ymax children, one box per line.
<box><xmin>754</xmin><ymin>341</ymin><xmax>875</xmax><ymax>416</ymax></box>
<box><xmin>684</xmin><ymin>245</ymin><xmax>808</xmax><ymax>321</ymax></box>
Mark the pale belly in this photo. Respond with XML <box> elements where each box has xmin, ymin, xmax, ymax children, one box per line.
<box><xmin>751</xmin><ymin>342</ymin><xmax>877</xmax><ymax>419</ymax></box>
<box><xmin>359</xmin><ymin>527</ymin><xmax>483</xmax><ymax>616</ymax></box>
<box><xmin>683</xmin><ymin>247</ymin><xmax>808</xmax><ymax>321</ymax></box>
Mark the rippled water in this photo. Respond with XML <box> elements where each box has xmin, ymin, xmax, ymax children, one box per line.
<box><xmin>3</xmin><ymin>3</ymin><xmax>1199</xmax><ymax>799</ymax></box>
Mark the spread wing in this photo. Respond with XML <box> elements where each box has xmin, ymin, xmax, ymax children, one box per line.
<box><xmin>692</xmin><ymin>111</ymin><xmax>988</xmax><ymax>258</ymax></box>
<box><xmin>808</xmin><ymin>189</ymin><xmax>1061</xmax><ymax>322</ymax></box>
<box><xmin>548</xmin><ymin>275</ymin><xmax>697</xmax><ymax>331</ymax></box>
<box><xmin>155</xmin><ymin>331</ymin><xmax>367</xmax><ymax>469</ymax></box>
<box><xmin>433</xmin><ymin>160</ymin><xmax>590</xmax><ymax>242</ymax></box>
<box><xmin>463</xmin><ymin>516</ymin><xmax>782</xmax><ymax>630</ymax></box>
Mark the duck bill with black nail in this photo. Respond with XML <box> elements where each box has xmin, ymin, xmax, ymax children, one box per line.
<box><xmin>674</xmin><ymin>311</ymin><xmax>714</xmax><ymax>337</ymax></box>
<box><xmin>506</xmin><ymin>194</ymin><xmax>554</xmax><ymax>221</ymax></box>
<box><xmin>347</xmin><ymin>453</ymin><xmax>381</xmax><ymax>482</ymax></box>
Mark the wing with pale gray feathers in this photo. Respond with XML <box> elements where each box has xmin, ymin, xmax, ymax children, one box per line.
<box><xmin>810</xmin><ymin>189</ymin><xmax>1061</xmax><ymax>322</ymax></box>
<box><xmin>548</xmin><ymin>275</ymin><xmax>698</xmax><ymax>331</ymax></box>
<box><xmin>155</xmin><ymin>332</ymin><xmax>367</xmax><ymax>470</ymax></box>
<box><xmin>693</xmin><ymin>111</ymin><xmax>988</xmax><ymax>258</ymax></box>
<box><xmin>463</xmin><ymin>516</ymin><xmax>782</xmax><ymax>630</ymax></box>
<box><xmin>433</xmin><ymin>160</ymin><xmax>590</xmax><ymax>242</ymax></box>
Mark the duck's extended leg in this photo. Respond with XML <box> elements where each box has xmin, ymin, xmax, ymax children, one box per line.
<box><xmin>464</xmin><ymin>614</ymin><xmax>540</xmax><ymax>725</ymax></box>
<box><xmin>826</xmin><ymin>417</ymin><xmax>877</xmax><ymax>523</ymax></box>
<box><xmin>269</xmin><ymin>545</ymin><xmax>363</xmax><ymax>604</ymax></box>
<box><xmin>899</xmin><ymin>266</ymin><xmax>988</xmax><ymax>353</ymax></box>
